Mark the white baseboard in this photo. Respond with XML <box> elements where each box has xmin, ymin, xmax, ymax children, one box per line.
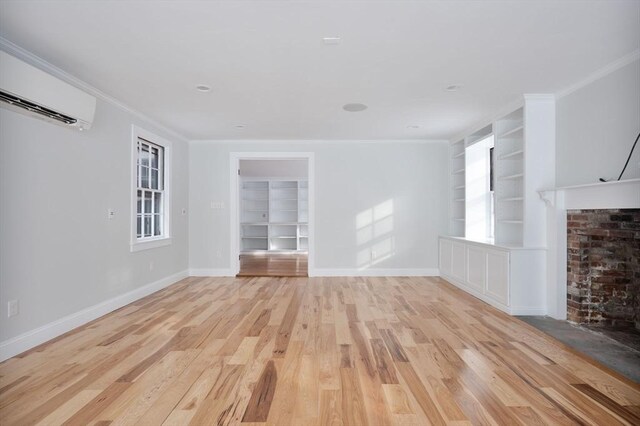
<box><xmin>440</xmin><ymin>273</ymin><xmax>547</xmax><ymax>317</ymax></box>
<box><xmin>310</xmin><ymin>268</ymin><xmax>439</xmax><ymax>277</ymax></box>
<box><xmin>188</xmin><ymin>268</ymin><xmax>439</xmax><ymax>278</ymax></box>
<box><xmin>189</xmin><ymin>268</ymin><xmax>235</xmax><ymax>277</ymax></box>
<box><xmin>0</xmin><ymin>269</ymin><xmax>189</xmax><ymax>362</ymax></box>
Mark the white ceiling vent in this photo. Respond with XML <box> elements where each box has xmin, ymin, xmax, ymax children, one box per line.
<box><xmin>0</xmin><ymin>51</ymin><xmax>96</xmax><ymax>130</ymax></box>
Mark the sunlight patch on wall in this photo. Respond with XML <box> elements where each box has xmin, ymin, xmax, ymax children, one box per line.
<box><xmin>356</xmin><ymin>199</ymin><xmax>396</xmax><ymax>269</ymax></box>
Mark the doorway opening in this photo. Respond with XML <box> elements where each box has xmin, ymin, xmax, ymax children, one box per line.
<box><xmin>230</xmin><ymin>153</ymin><xmax>313</xmax><ymax>277</ymax></box>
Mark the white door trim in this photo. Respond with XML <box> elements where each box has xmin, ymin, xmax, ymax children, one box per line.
<box><xmin>229</xmin><ymin>152</ymin><xmax>315</xmax><ymax>276</ymax></box>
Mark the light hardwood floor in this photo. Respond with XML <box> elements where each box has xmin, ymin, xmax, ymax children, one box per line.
<box><xmin>237</xmin><ymin>253</ymin><xmax>308</xmax><ymax>277</ymax></box>
<box><xmin>1</xmin><ymin>276</ymin><xmax>639</xmax><ymax>425</ymax></box>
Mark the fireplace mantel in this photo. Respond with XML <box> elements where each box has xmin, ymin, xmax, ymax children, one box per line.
<box><xmin>539</xmin><ymin>177</ymin><xmax>639</xmax><ymax>321</ymax></box>
<box><xmin>538</xmin><ymin>178</ymin><xmax>640</xmax><ymax>210</ymax></box>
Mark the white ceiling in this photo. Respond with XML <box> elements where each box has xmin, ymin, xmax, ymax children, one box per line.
<box><xmin>0</xmin><ymin>1</ymin><xmax>638</xmax><ymax>141</ymax></box>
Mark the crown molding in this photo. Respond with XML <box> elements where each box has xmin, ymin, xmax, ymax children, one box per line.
<box><xmin>189</xmin><ymin>138</ymin><xmax>448</xmax><ymax>145</ymax></box>
<box><xmin>449</xmin><ymin>50</ymin><xmax>640</xmax><ymax>145</ymax></box>
<box><xmin>449</xmin><ymin>98</ymin><xmax>524</xmax><ymax>144</ymax></box>
<box><xmin>556</xmin><ymin>50</ymin><xmax>640</xmax><ymax>100</ymax></box>
<box><xmin>0</xmin><ymin>36</ymin><xmax>189</xmax><ymax>143</ymax></box>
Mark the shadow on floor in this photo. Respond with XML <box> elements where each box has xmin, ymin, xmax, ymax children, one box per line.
<box><xmin>520</xmin><ymin>316</ymin><xmax>640</xmax><ymax>384</ymax></box>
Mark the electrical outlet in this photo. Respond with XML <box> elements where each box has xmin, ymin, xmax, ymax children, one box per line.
<box><xmin>211</xmin><ymin>201</ymin><xmax>225</xmax><ymax>209</ymax></box>
<box><xmin>371</xmin><ymin>250</ymin><xmax>377</xmax><ymax>260</ymax></box>
<box><xmin>149</xmin><ymin>261</ymin><xmax>154</xmax><ymax>271</ymax></box>
<box><xmin>107</xmin><ymin>209</ymin><xmax>115</xmax><ymax>220</ymax></box>
<box><xmin>8</xmin><ymin>300</ymin><xmax>18</xmax><ymax>318</ymax></box>
<box><xmin>181</xmin><ymin>208</ymin><xmax>187</xmax><ymax>215</ymax></box>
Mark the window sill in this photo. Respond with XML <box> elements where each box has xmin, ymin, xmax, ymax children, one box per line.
<box><xmin>130</xmin><ymin>237</ymin><xmax>172</xmax><ymax>252</ymax></box>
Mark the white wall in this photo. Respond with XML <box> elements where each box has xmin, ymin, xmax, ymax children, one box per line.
<box><xmin>240</xmin><ymin>159</ymin><xmax>307</xmax><ymax>178</ymax></box>
<box><xmin>0</xmin><ymin>99</ymin><xmax>190</xmax><ymax>351</ymax></box>
<box><xmin>189</xmin><ymin>141</ymin><xmax>449</xmax><ymax>275</ymax></box>
<box><xmin>556</xmin><ymin>58</ymin><xmax>640</xmax><ymax>186</ymax></box>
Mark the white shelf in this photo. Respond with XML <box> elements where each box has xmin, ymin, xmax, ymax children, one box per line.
<box><xmin>499</xmin><ymin>125</ymin><xmax>524</xmax><ymax>138</ymax></box>
<box><xmin>499</xmin><ymin>150</ymin><xmax>524</xmax><ymax>160</ymax></box>
<box><xmin>241</xmin><ymin>178</ymin><xmax>308</xmax><ymax>252</ymax></box>
<box><xmin>500</xmin><ymin>173</ymin><xmax>524</xmax><ymax>180</ymax></box>
<box><xmin>452</xmin><ymin>100</ymin><xmax>553</xmax><ymax>247</ymax></box>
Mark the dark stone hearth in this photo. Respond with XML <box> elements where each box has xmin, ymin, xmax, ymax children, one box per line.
<box><xmin>566</xmin><ymin>209</ymin><xmax>640</xmax><ymax>330</ymax></box>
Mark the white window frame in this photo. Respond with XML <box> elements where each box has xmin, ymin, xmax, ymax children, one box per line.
<box><xmin>130</xmin><ymin>125</ymin><xmax>172</xmax><ymax>252</ymax></box>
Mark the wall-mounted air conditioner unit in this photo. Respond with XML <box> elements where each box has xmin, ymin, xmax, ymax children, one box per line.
<box><xmin>0</xmin><ymin>50</ymin><xmax>96</xmax><ymax>130</ymax></box>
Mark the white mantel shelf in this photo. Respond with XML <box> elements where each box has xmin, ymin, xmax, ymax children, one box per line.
<box><xmin>538</xmin><ymin>178</ymin><xmax>640</xmax><ymax>210</ymax></box>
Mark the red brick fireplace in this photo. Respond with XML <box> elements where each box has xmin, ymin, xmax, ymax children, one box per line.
<box><xmin>566</xmin><ymin>209</ymin><xmax>640</xmax><ymax>329</ymax></box>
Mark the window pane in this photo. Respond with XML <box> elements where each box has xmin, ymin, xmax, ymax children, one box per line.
<box><xmin>154</xmin><ymin>192</ymin><xmax>162</xmax><ymax>215</ymax></box>
<box><xmin>135</xmin><ymin>139</ymin><xmax>165</xmax><ymax>240</ymax></box>
<box><xmin>144</xmin><ymin>191</ymin><xmax>152</xmax><ymax>214</ymax></box>
<box><xmin>151</xmin><ymin>147</ymin><xmax>159</xmax><ymax>169</ymax></box>
<box><xmin>154</xmin><ymin>214</ymin><xmax>162</xmax><ymax>236</ymax></box>
<box><xmin>151</xmin><ymin>169</ymin><xmax>159</xmax><ymax>190</ymax></box>
<box><xmin>144</xmin><ymin>215</ymin><xmax>152</xmax><ymax>237</ymax></box>
<box><xmin>137</xmin><ymin>190</ymin><xmax>142</xmax><ymax>214</ymax></box>
<box><xmin>140</xmin><ymin>144</ymin><xmax>150</xmax><ymax>167</ymax></box>
<box><xmin>141</xmin><ymin>166</ymin><xmax>149</xmax><ymax>188</ymax></box>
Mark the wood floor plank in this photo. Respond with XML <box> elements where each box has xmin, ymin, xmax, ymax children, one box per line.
<box><xmin>572</xmin><ymin>383</ymin><xmax>640</xmax><ymax>425</ymax></box>
<box><xmin>241</xmin><ymin>360</ymin><xmax>277</xmax><ymax>422</ymax></box>
<box><xmin>319</xmin><ymin>389</ymin><xmax>344</xmax><ymax>426</ymax></box>
<box><xmin>339</xmin><ymin>367</ymin><xmax>368</xmax><ymax>426</ymax></box>
<box><xmin>0</xmin><ymin>276</ymin><xmax>638</xmax><ymax>426</ymax></box>
<box><xmin>395</xmin><ymin>362</ymin><xmax>447</xmax><ymax>425</ymax></box>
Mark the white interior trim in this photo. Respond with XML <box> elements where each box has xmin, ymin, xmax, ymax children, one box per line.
<box><xmin>441</xmin><ymin>273</ymin><xmax>545</xmax><ymax>316</ymax></box>
<box><xmin>229</xmin><ymin>152</ymin><xmax>316</xmax><ymax>276</ymax></box>
<box><xmin>192</xmin><ymin>139</ymin><xmax>448</xmax><ymax>145</ymax></box>
<box><xmin>314</xmin><ymin>268</ymin><xmax>440</xmax><ymax>277</ymax></box>
<box><xmin>540</xmin><ymin>178</ymin><xmax>640</xmax><ymax>320</ymax></box>
<box><xmin>130</xmin><ymin>125</ymin><xmax>173</xmax><ymax>251</ymax></box>
<box><xmin>0</xmin><ymin>270</ymin><xmax>189</xmax><ymax>362</ymax></box>
<box><xmin>450</xmin><ymin>51</ymin><xmax>640</xmax><ymax>145</ymax></box>
<box><xmin>189</xmin><ymin>269</ymin><xmax>235</xmax><ymax>277</ymax></box>
<box><xmin>556</xmin><ymin>50</ymin><xmax>640</xmax><ymax>99</ymax></box>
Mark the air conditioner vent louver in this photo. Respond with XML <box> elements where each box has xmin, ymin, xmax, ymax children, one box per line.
<box><xmin>0</xmin><ymin>51</ymin><xmax>95</xmax><ymax>129</ymax></box>
<box><xmin>0</xmin><ymin>90</ymin><xmax>78</xmax><ymax>125</ymax></box>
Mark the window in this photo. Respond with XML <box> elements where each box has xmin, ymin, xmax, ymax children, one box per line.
<box><xmin>136</xmin><ymin>139</ymin><xmax>164</xmax><ymax>238</ymax></box>
<box><xmin>131</xmin><ymin>127</ymin><xmax>171</xmax><ymax>251</ymax></box>
<box><xmin>465</xmin><ymin>134</ymin><xmax>495</xmax><ymax>242</ymax></box>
